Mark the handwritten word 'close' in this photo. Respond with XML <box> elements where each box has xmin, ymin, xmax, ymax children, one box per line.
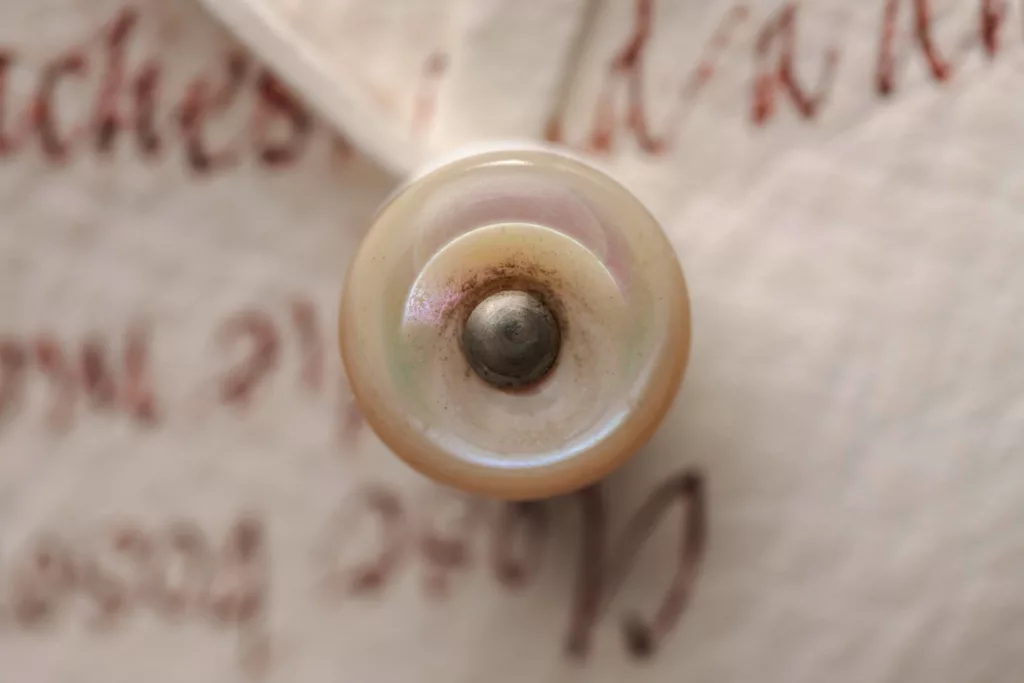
<box><xmin>0</xmin><ymin>463</ymin><xmax>704</xmax><ymax>672</ymax></box>
<box><xmin>316</xmin><ymin>471</ymin><xmax>706</xmax><ymax>661</ymax></box>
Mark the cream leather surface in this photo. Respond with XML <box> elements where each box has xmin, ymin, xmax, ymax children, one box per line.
<box><xmin>2</xmin><ymin>0</ymin><xmax>1022</xmax><ymax>681</ymax></box>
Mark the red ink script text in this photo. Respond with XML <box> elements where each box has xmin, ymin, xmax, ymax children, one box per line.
<box><xmin>0</xmin><ymin>298</ymin><xmax>363</xmax><ymax>446</ymax></box>
<box><xmin>549</xmin><ymin>0</ymin><xmax>1018</xmax><ymax>155</ymax></box>
<box><xmin>0</xmin><ymin>7</ymin><xmax>352</xmax><ymax>174</ymax></box>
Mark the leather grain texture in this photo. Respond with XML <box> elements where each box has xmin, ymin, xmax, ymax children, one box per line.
<box><xmin>1</xmin><ymin>0</ymin><xmax>1022</xmax><ymax>682</ymax></box>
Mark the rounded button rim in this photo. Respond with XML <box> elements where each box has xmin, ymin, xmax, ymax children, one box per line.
<box><xmin>339</xmin><ymin>147</ymin><xmax>691</xmax><ymax>501</ymax></box>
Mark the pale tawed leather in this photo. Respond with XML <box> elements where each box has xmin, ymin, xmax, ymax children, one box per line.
<box><xmin>1</xmin><ymin>0</ymin><xmax>1022</xmax><ymax>682</ymax></box>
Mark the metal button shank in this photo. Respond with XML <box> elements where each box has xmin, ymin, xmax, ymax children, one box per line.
<box><xmin>461</xmin><ymin>290</ymin><xmax>561</xmax><ymax>390</ymax></box>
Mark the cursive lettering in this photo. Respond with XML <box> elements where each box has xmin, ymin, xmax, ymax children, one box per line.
<box><xmin>552</xmin><ymin>0</ymin><xmax>1020</xmax><ymax>154</ymax></box>
<box><xmin>313</xmin><ymin>470</ymin><xmax>707</xmax><ymax>663</ymax></box>
<box><xmin>0</xmin><ymin>299</ymin><xmax>362</xmax><ymax>441</ymax></box>
<box><xmin>566</xmin><ymin>470</ymin><xmax>706</xmax><ymax>659</ymax></box>
<box><xmin>492</xmin><ymin>502</ymin><xmax>547</xmax><ymax>589</ymax></box>
<box><xmin>0</xmin><ymin>516</ymin><xmax>269</xmax><ymax>675</ymax></box>
<box><xmin>0</xmin><ymin>7</ymin><xmax>352</xmax><ymax>173</ymax></box>
<box><xmin>8</xmin><ymin>328</ymin><xmax>160</xmax><ymax>432</ymax></box>
<box><xmin>751</xmin><ymin>3</ymin><xmax>839</xmax><ymax>124</ymax></box>
<box><xmin>318</xmin><ymin>485</ymin><xmax>409</xmax><ymax>596</ymax></box>
<box><xmin>218</xmin><ymin>310</ymin><xmax>281</xmax><ymax>408</ymax></box>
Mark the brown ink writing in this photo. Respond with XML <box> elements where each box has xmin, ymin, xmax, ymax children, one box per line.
<box><xmin>411</xmin><ymin>51</ymin><xmax>449</xmax><ymax>137</ymax></box>
<box><xmin>0</xmin><ymin>515</ymin><xmax>269</xmax><ymax>675</ymax></box>
<box><xmin>251</xmin><ymin>70</ymin><xmax>314</xmax><ymax>166</ymax></box>
<box><xmin>566</xmin><ymin>470</ymin><xmax>706</xmax><ymax>659</ymax></box>
<box><xmin>547</xmin><ymin>0</ymin><xmax>747</xmax><ymax>153</ymax></box>
<box><xmin>0</xmin><ymin>299</ymin><xmax>363</xmax><ymax>443</ymax></box>
<box><xmin>877</xmin><ymin>0</ymin><xmax>952</xmax><ymax>95</ymax></box>
<box><xmin>218</xmin><ymin>310</ymin><xmax>281</xmax><ymax>407</ymax></box>
<box><xmin>0</xmin><ymin>472</ymin><xmax>706</xmax><ymax>670</ymax></box>
<box><xmin>492</xmin><ymin>502</ymin><xmax>547</xmax><ymax>589</ymax></box>
<box><xmin>418</xmin><ymin>489</ymin><xmax>483</xmax><ymax>597</ymax></box>
<box><xmin>0</xmin><ymin>7</ymin><xmax>351</xmax><ymax>173</ymax></box>
<box><xmin>0</xmin><ymin>339</ymin><xmax>27</xmax><ymax>424</ymax></box>
<box><xmin>22</xmin><ymin>329</ymin><xmax>158</xmax><ymax>432</ymax></box>
<box><xmin>313</xmin><ymin>470</ymin><xmax>706</xmax><ymax>662</ymax></box>
<box><xmin>2</xmin><ymin>1</ymin><xmax>1016</xmax><ymax>165</ymax></box>
<box><xmin>93</xmin><ymin>10</ymin><xmax>162</xmax><ymax>158</ymax></box>
<box><xmin>291</xmin><ymin>298</ymin><xmax>324</xmax><ymax>394</ymax></box>
<box><xmin>981</xmin><ymin>0</ymin><xmax>1009</xmax><ymax>57</ymax></box>
<box><xmin>751</xmin><ymin>3</ymin><xmax>839</xmax><ymax>124</ymax></box>
<box><xmin>550</xmin><ymin>0</ymin><xmax>1015</xmax><ymax>156</ymax></box>
<box><xmin>177</xmin><ymin>49</ymin><xmax>250</xmax><ymax>172</ymax></box>
<box><xmin>318</xmin><ymin>485</ymin><xmax>409</xmax><ymax>595</ymax></box>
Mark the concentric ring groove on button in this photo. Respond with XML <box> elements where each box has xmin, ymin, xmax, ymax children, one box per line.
<box><xmin>340</xmin><ymin>146</ymin><xmax>690</xmax><ymax>500</ymax></box>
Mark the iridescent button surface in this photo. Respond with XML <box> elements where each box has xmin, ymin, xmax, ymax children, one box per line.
<box><xmin>339</xmin><ymin>147</ymin><xmax>691</xmax><ymax>500</ymax></box>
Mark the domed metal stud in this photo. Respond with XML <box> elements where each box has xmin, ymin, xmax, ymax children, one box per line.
<box><xmin>339</xmin><ymin>145</ymin><xmax>691</xmax><ymax>500</ymax></box>
<box><xmin>462</xmin><ymin>289</ymin><xmax>561</xmax><ymax>390</ymax></box>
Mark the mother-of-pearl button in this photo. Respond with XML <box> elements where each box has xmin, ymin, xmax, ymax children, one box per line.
<box><xmin>339</xmin><ymin>146</ymin><xmax>690</xmax><ymax>500</ymax></box>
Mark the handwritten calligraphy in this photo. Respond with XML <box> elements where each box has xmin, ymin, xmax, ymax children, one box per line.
<box><xmin>0</xmin><ymin>299</ymin><xmax>362</xmax><ymax>445</ymax></box>
<box><xmin>0</xmin><ymin>0</ymin><xmax>727</xmax><ymax>674</ymax></box>
<box><xmin>549</xmin><ymin>0</ymin><xmax>1019</xmax><ymax>155</ymax></box>
<box><xmin>0</xmin><ymin>470</ymin><xmax>706</xmax><ymax>675</ymax></box>
<box><xmin>3</xmin><ymin>328</ymin><xmax>159</xmax><ymax>432</ymax></box>
<box><xmin>0</xmin><ymin>301</ymin><xmax>706</xmax><ymax>671</ymax></box>
<box><xmin>0</xmin><ymin>0</ymin><xmax>1014</xmax><ymax>169</ymax></box>
<box><xmin>12</xmin><ymin>328</ymin><xmax>159</xmax><ymax>433</ymax></box>
<box><xmin>0</xmin><ymin>7</ymin><xmax>350</xmax><ymax>173</ymax></box>
<box><xmin>315</xmin><ymin>473</ymin><xmax>706</xmax><ymax>662</ymax></box>
<box><xmin>0</xmin><ymin>516</ymin><xmax>269</xmax><ymax>674</ymax></box>
<box><xmin>566</xmin><ymin>472</ymin><xmax>705</xmax><ymax>658</ymax></box>
<box><xmin>751</xmin><ymin>4</ymin><xmax>838</xmax><ymax>124</ymax></box>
